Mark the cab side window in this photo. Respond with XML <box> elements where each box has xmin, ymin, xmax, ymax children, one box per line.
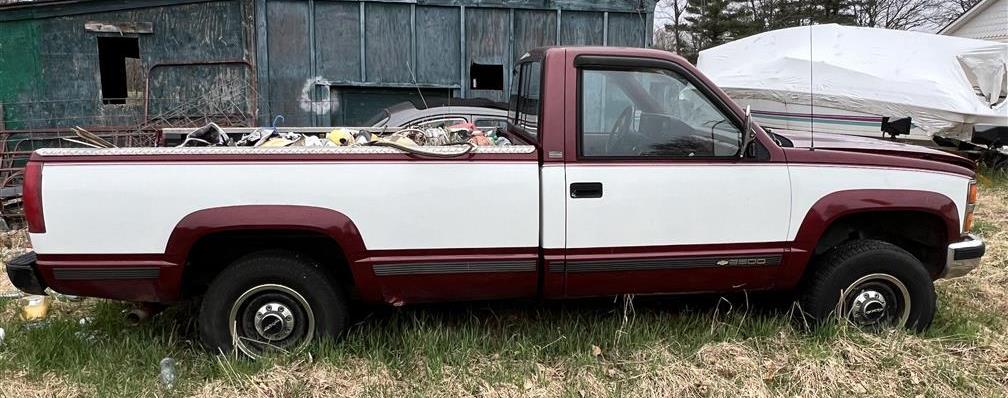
<box><xmin>579</xmin><ymin>68</ymin><xmax>741</xmax><ymax>158</ymax></box>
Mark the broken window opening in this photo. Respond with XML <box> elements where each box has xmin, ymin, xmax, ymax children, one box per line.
<box><xmin>470</xmin><ymin>63</ymin><xmax>504</xmax><ymax>91</ymax></box>
<box><xmin>97</xmin><ymin>37</ymin><xmax>142</xmax><ymax>105</ymax></box>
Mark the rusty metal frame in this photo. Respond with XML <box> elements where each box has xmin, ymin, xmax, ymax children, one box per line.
<box><xmin>142</xmin><ymin>59</ymin><xmax>258</xmax><ymax>124</ymax></box>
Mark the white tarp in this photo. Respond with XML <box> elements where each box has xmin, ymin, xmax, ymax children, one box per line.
<box><xmin>697</xmin><ymin>24</ymin><xmax>1008</xmax><ymax>139</ymax></box>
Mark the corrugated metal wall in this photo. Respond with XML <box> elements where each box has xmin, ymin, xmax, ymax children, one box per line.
<box><xmin>0</xmin><ymin>0</ymin><xmax>654</xmax><ymax>130</ymax></box>
<box><xmin>256</xmin><ymin>0</ymin><xmax>655</xmax><ymax>126</ymax></box>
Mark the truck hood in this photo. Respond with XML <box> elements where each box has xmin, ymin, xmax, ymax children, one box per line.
<box><xmin>778</xmin><ymin>131</ymin><xmax>976</xmax><ymax>171</ymax></box>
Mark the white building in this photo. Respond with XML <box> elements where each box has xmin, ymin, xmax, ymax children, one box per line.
<box><xmin>939</xmin><ymin>0</ymin><xmax>1008</xmax><ymax>43</ymax></box>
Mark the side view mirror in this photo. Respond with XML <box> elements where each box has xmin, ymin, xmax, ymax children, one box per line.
<box><xmin>739</xmin><ymin>105</ymin><xmax>754</xmax><ymax>158</ymax></box>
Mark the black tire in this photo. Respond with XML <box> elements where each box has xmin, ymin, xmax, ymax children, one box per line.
<box><xmin>198</xmin><ymin>250</ymin><xmax>347</xmax><ymax>357</ymax></box>
<box><xmin>799</xmin><ymin>239</ymin><xmax>936</xmax><ymax>332</ymax></box>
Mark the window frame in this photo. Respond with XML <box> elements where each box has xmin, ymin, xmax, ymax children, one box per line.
<box><xmin>575</xmin><ymin>57</ymin><xmax>747</xmax><ymax>161</ymax></box>
<box><xmin>97</xmin><ymin>36</ymin><xmax>142</xmax><ymax>105</ymax></box>
<box><xmin>409</xmin><ymin>116</ymin><xmax>469</xmax><ymax>129</ymax></box>
<box><xmin>508</xmin><ymin>59</ymin><xmax>544</xmax><ymax>145</ymax></box>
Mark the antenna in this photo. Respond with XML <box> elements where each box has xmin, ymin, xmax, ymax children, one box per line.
<box><xmin>809</xmin><ymin>23</ymin><xmax>815</xmax><ymax>150</ymax></box>
<box><xmin>406</xmin><ymin>60</ymin><xmax>428</xmax><ymax>109</ymax></box>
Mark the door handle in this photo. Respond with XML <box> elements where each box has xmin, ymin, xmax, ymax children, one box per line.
<box><xmin>570</xmin><ymin>182</ymin><xmax>603</xmax><ymax>199</ymax></box>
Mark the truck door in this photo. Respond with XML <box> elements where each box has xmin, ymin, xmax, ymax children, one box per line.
<box><xmin>562</xmin><ymin>55</ymin><xmax>792</xmax><ymax>297</ymax></box>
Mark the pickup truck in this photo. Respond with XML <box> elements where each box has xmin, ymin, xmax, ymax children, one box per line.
<box><xmin>6</xmin><ymin>47</ymin><xmax>985</xmax><ymax>357</ymax></box>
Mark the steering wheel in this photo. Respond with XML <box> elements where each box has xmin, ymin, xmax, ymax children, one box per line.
<box><xmin>606</xmin><ymin>106</ymin><xmax>637</xmax><ymax>155</ymax></box>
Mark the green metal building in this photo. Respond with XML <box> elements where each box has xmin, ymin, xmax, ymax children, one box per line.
<box><xmin>0</xmin><ymin>0</ymin><xmax>656</xmax><ymax>132</ymax></box>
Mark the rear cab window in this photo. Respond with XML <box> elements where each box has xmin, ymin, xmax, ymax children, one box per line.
<box><xmin>509</xmin><ymin>61</ymin><xmax>543</xmax><ymax>142</ymax></box>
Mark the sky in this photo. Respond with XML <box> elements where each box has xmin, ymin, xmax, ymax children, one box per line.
<box><xmin>650</xmin><ymin>1</ymin><xmax>953</xmax><ymax>34</ymax></box>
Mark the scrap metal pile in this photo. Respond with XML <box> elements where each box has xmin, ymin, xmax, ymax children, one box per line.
<box><xmin>177</xmin><ymin>121</ymin><xmax>512</xmax><ymax>157</ymax></box>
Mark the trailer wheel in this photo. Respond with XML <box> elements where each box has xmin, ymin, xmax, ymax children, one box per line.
<box><xmin>799</xmin><ymin>239</ymin><xmax>936</xmax><ymax>332</ymax></box>
<box><xmin>198</xmin><ymin>251</ymin><xmax>347</xmax><ymax>357</ymax></box>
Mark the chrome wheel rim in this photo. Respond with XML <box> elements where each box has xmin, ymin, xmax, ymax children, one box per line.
<box><xmin>228</xmin><ymin>284</ymin><xmax>314</xmax><ymax>358</ymax></box>
<box><xmin>841</xmin><ymin>273</ymin><xmax>911</xmax><ymax>329</ymax></box>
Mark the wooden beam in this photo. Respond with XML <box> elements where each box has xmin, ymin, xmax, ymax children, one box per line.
<box><xmin>84</xmin><ymin>21</ymin><xmax>153</xmax><ymax>34</ymax></box>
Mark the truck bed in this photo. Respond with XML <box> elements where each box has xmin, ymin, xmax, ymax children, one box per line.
<box><xmin>30</xmin><ymin>145</ymin><xmax>540</xmax><ymax>255</ymax></box>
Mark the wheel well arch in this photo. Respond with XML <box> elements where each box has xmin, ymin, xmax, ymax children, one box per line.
<box><xmin>179</xmin><ymin>228</ymin><xmax>356</xmax><ymax>298</ymax></box>
<box><xmin>786</xmin><ymin>189</ymin><xmax>962</xmax><ymax>286</ymax></box>
<box><xmin>809</xmin><ymin>210</ymin><xmax>949</xmax><ymax>277</ymax></box>
<box><xmin>164</xmin><ymin>205</ymin><xmax>369</xmax><ymax>299</ymax></box>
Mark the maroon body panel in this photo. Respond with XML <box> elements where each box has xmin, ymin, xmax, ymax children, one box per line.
<box><xmin>562</xmin><ymin>242</ymin><xmax>787</xmax><ymax>296</ymax></box>
<box><xmin>35</xmin><ymin>254</ymin><xmax>178</xmax><ymax>302</ymax></box>
<box><xmin>782</xmin><ymin>147</ymin><xmax>974</xmax><ymax>178</ymax></box>
<box><xmin>778</xmin><ymin>189</ymin><xmax>961</xmax><ymax>288</ymax></box>
<box><xmin>358</xmin><ymin>247</ymin><xmax>539</xmax><ymax>304</ymax></box>
<box><xmin>781</xmin><ymin>132</ymin><xmax>976</xmax><ymax>172</ymax></box>
<box><xmin>540</xmin><ymin>48</ymin><xmax>567</xmax><ymax>163</ymax></box>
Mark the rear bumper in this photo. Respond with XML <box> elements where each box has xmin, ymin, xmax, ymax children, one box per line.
<box><xmin>943</xmin><ymin>234</ymin><xmax>985</xmax><ymax>279</ymax></box>
<box><xmin>5</xmin><ymin>251</ymin><xmax>47</xmax><ymax>295</ymax></box>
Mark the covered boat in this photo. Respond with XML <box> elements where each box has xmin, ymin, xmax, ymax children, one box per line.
<box><xmin>697</xmin><ymin>24</ymin><xmax>1007</xmax><ymax>145</ymax></box>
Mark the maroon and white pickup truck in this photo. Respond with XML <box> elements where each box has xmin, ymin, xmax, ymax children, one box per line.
<box><xmin>7</xmin><ymin>47</ymin><xmax>985</xmax><ymax>356</ymax></box>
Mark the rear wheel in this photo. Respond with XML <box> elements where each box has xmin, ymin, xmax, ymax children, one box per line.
<box><xmin>198</xmin><ymin>251</ymin><xmax>347</xmax><ymax>357</ymax></box>
<box><xmin>800</xmin><ymin>239</ymin><xmax>936</xmax><ymax>332</ymax></box>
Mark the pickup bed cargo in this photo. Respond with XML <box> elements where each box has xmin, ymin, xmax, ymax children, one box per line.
<box><xmin>7</xmin><ymin>47</ymin><xmax>985</xmax><ymax>357</ymax></box>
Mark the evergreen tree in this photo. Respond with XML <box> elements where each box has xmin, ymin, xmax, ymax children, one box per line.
<box><xmin>684</xmin><ymin>0</ymin><xmax>754</xmax><ymax>51</ymax></box>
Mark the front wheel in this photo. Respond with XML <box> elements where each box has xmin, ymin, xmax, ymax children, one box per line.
<box><xmin>799</xmin><ymin>240</ymin><xmax>936</xmax><ymax>332</ymax></box>
<box><xmin>198</xmin><ymin>251</ymin><xmax>347</xmax><ymax>357</ymax></box>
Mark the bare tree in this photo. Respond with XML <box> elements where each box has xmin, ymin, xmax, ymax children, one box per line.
<box><xmin>654</xmin><ymin>0</ymin><xmax>690</xmax><ymax>54</ymax></box>
<box><xmin>934</xmin><ymin>0</ymin><xmax>982</xmax><ymax>27</ymax></box>
<box><xmin>945</xmin><ymin>0</ymin><xmax>983</xmax><ymax>13</ymax></box>
<box><xmin>850</xmin><ymin>0</ymin><xmax>948</xmax><ymax>30</ymax></box>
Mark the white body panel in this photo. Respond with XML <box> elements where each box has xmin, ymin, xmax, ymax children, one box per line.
<box><xmin>540</xmin><ymin>164</ymin><xmax>567</xmax><ymax>249</ymax></box>
<box><xmin>786</xmin><ymin>165</ymin><xmax>970</xmax><ymax>237</ymax></box>
<box><xmin>565</xmin><ymin>164</ymin><xmax>792</xmax><ymax>248</ymax></box>
<box><xmin>31</xmin><ymin>161</ymin><xmax>540</xmax><ymax>254</ymax></box>
<box><xmin>563</xmin><ymin>163</ymin><xmax>969</xmax><ymax>249</ymax></box>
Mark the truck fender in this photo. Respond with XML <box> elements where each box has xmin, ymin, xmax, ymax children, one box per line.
<box><xmin>780</xmin><ymin>189</ymin><xmax>960</xmax><ymax>287</ymax></box>
<box><xmin>164</xmin><ymin>205</ymin><xmax>369</xmax><ymax>283</ymax></box>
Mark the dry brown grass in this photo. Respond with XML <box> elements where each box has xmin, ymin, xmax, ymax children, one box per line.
<box><xmin>940</xmin><ymin>182</ymin><xmax>1008</xmax><ymax>316</ymax></box>
<box><xmin>0</xmin><ymin>371</ymin><xmax>95</xmax><ymax>398</ymax></box>
<box><xmin>193</xmin><ymin>359</ymin><xmax>401</xmax><ymax>398</ymax></box>
<box><xmin>185</xmin><ymin>329</ymin><xmax>1008</xmax><ymax>398</ymax></box>
<box><xmin>0</xmin><ymin>229</ymin><xmax>29</xmax><ymax>296</ymax></box>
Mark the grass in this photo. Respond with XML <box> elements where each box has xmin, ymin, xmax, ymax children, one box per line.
<box><xmin>1</xmin><ymin>175</ymin><xmax>1007</xmax><ymax>397</ymax></box>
